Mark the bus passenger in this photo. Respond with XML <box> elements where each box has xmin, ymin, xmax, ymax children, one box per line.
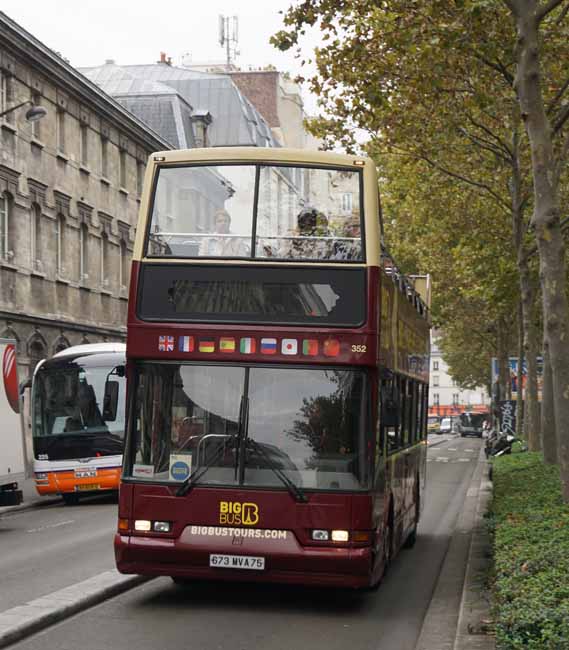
<box><xmin>332</xmin><ymin>215</ymin><xmax>361</xmax><ymax>260</ymax></box>
<box><xmin>199</xmin><ymin>209</ymin><xmax>248</xmax><ymax>257</ymax></box>
<box><xmin>287</xmin><ymin>208</ymin><xmax>330</xmax><ymax>259</ymax></box>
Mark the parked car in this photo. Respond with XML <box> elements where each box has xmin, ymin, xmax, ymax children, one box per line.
<box><xmin>457</xmin><ymin>412</ymin><xmax>486</xmax><ymax>438</ymax></box>
<box><xmin>427</xmin><ymin>416</ymin><xmax>441</xmax><ymax>435</ymax></box>
<box><xmin>439</xmin><ymin>417</ymin><xmax>453</xmax><ymax>434</ymax></box>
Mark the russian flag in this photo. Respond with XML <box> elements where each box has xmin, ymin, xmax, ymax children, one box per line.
<box><xmin>260</xmin><ymin>338</ymin><xmax>277</xmax><ymax>354</ymax></box>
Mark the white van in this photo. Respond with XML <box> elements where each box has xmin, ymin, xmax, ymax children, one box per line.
<box><xmin>439</xmin><ymin>417</ymin><xmax>453</xmax><ymax>434</ymax></box>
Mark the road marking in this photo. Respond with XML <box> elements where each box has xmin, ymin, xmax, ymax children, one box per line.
<box><xmin>447</xmin><ymin>447</ymin><xmax>457</xmax><ymax>451</ymax></box>
<box><xmin>26</xmin><ymin>520</ymin><xmax>74</xmax><ymax>534</ymax></box>
<box><xmin>457</xmin><ymin>458</ymin><xmax>471</xmax><ymax>462</ymax></box>
<box><xmin>464</xmin><ymin>449</ymin><xmax>476</xmax><ymax>452</ymax></box>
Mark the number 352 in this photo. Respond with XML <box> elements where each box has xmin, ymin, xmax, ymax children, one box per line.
<box><xmin>351</xmin><ymin>344</ymin><xmax>367</xmax><ymax>353</ymax></box>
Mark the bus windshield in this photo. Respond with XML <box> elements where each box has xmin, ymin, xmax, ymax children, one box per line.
<box><xmin>32</xmin><ymin>356</ymin><xmax>126</xmax><ymax>461</ymax></box>
<box><xmin>147</xmin><ymin>163</ymin><xmax>363</xmax><ymax>262</ymax></box>
<box><xmin>127</xmin><ymin>363</ymin><xmax>371</xmax><ymax>491</ymax></box>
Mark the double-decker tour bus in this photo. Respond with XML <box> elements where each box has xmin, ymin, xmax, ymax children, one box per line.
<box><xmin>115</xmin><ymin>148</ymin><xmax>430</xmax><ymax>588</ymax></box>
<box><xmin>31</xmin><ymin>343</ymin><xmax>126</xmax><ymax>504</ymax></box>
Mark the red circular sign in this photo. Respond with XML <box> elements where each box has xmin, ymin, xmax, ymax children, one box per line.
<box><xmin>3</xmin><ymin>344</ymin><xmax>19</xmax><ymax>414</ymax></box>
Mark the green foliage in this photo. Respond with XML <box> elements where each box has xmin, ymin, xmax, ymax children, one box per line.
<box><xmin>490</xmin><ymin>453</ymin><xmax>569</xmax><ymax>649</ymax></box>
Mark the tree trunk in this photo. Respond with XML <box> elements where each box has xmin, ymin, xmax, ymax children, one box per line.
<box><xmin>512</xmin><ymin>4</ymin><xmax>569</xmax><ymax>499</ymax></box>
<box><xmin>509</xmin><ymin>122</ymin><xmax>540</xmax><ymax>447</ymax></box>
<box><xmin>542</xmin><ymin>339</ymin><xmax>557</xmax><ymax>463</ymax></box>
<box><xmin>516</xmin><ymin>301</ymin><xmax>524</xmax><ymax>438</ymax></box>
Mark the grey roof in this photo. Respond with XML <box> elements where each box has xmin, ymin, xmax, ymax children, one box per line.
<box><xmin>80</xmin><ymin>63</ymin><xmax>278</xmax><ymax>149</ymax></box>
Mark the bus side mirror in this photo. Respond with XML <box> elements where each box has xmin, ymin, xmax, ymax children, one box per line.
<box><xmin>103</xmin><ymin>380</ymin><xmax>119</xmax><ymax>421</ymax></box>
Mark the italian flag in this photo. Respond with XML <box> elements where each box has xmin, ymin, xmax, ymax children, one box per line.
<box><xmin>240</xmin><ymin>337</ymin><xmax>256</xmax><ymax>354</ymax></box>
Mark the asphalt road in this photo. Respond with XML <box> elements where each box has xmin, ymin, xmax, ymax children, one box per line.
<box><xmin>5</xmin><ymin>435</ymin><xmax>483</xmax><ymax>650</ymax></box>
<box><xmin>0</xmin><ymin>493</ymin><xmax>118</xmax><ymax>612</ymax></box>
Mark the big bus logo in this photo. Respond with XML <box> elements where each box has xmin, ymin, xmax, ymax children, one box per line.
<box><xmin>219</xmin><ymin>501</ymin><xmax>259</xmax><ymax>526</ymax></box>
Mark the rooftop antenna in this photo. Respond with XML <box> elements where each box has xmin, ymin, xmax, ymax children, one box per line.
<box><xmin>218</xmin><ymin>15</ymin><xmax>239</xmax><ymax>70</ymax></box>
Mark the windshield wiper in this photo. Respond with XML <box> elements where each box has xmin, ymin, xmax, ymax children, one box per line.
<box><xmin>246</xmin><ymin>438</ymin><xmax>308</xmax><ymax>503</ymax></box>
<box><xmin>176</xmin><ymin>436</ymin><xmax>234</xmax><ymax>497</ymax></box>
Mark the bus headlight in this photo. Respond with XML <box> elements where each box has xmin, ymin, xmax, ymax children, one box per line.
<box><xmin>311</xmin><ymin>529</ymin><xmax>330</xmax><ymax>541</ymax></box>
<box><xmin>331</xmin><ymin>530</ymin><xmax>349</xmax><ymax>542</ymax></box>
<box><xmin>134</xmin><ymin>520</ymin><xmax>152</xmax><ymax>531</ymax></box>
<box><xmin>152</xmin><ymin>521</ymin><xmax>172</xmax><ymax>533</ymax></box>
<box><xmin>35</xmin><ymin>473</ymin><xmax>48</xmax><ymax>480</ymax></box>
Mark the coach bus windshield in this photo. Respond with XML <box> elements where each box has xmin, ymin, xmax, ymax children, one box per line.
<box><xmin>32</xmin><ymin>356</ymin><xmax>126</xmax><ymax>461</ymax></box>
<box><xmin>127</xmin><ymin>364</ymin><xmax>371</xmax><ymax>491</ymax></box>
<box><xmin>147</xmin><ymin>164</ymin><xmax>363</xmax><ymax>262</ymax></box>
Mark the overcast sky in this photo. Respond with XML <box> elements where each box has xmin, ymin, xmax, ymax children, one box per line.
<box><xmin>1</xmin><ymin>0</ymin><xmax>319</xmax><ymax>109</ymax></box>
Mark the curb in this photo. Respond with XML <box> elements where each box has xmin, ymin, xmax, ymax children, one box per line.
<box><xmin>0</xmin><ymin>571</ymin><xmax>151</xmax><ymax>649</ymax></box>
<box><xmin>454</xmin><ymin>463</ymin><xmax>494</xmax><ymax>649</ymax></box>
<box><xmin>415</xmin><ymin>447</ymin><xmax>494</xmax><ymax>650</ymax></box>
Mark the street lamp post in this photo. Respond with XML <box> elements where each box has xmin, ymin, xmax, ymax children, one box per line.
<box><xmin>0</xmin><ymin>100</ymin><xmax>47</xmax><ymax>123</ymax></box>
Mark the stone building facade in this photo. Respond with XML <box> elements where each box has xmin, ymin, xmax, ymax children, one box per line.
<box><xmin>0</xmin><ymin>13</ymin><xmax>170</xmax><ymax>379</ymax></box>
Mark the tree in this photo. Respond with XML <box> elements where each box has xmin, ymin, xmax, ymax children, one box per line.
<box><xmin>273</xmin><ymin>1</ymin><xmax>569</xmax><ymax>492</ymax></box>
<box><xmin>503</xmin><ymin>0</ymin><xmax>569</xmax><ymax>498</ymax></box>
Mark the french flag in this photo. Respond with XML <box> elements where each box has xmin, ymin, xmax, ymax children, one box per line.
<box><xmin>179</xmin><ymin>336</ymin><xmax>194</xmax><ymax>352</ymax></box>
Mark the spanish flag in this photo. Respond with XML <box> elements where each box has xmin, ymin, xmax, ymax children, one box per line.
<box><xmin>219</xmin><ymin>337</ymin><xmax>236</xmax><ymax>353</ymax></box>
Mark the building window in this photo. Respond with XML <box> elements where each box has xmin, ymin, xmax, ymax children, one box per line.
<box><xmin>341</xmin><ymin>192</ymin><xmax>353</xmax><ymax>213</ymax></box>
<box><xmin>57</xmin><ymin>110</ymin><xmax>65</xmax><ymax>152</ymax></box>
<box><xmin>433</xmin><ymin>360</ymin><xmax>439</xmax><ymax>371</ymax></box>
<box><xmin>0</xmin><ymin>73</ymin><xmax>14</xmax><ymax>124</ymax></box>
<box><xmin>80</xmin><ymin>124</ymin><xmax>89</xmax><ymax>166</ymax></box>
<box><xmin>31</xmin><ymin>204</ymin><xmax>42</xmax><ymax>272</ymax></box>
<box><xmin>101</xmin><ymin>137</ymin><xmax>108</xmax><ymax>178</ymax></box>
<box><xmin>119</xmin><ymin>240</ymin><xmax>129</xmax><ymax>289</ymax></box>
<box><xmin>452</xmin><ymin>393</ymin><xmax>459</xmax><ymax>406</ymax></box>
<box><xmin>432</xmin><ymin>375</ymin><xmax>439</xmax><ymax>387</ymax></box>
<box><xmin>31</xmin><ymin>93</ymin><xmax>42</xmax><ymax>140</ymax></box>
<box><xmin>0</xmin><ymin>192</ymin><xmax>12</xmax><ymax>260</ymax></box>
<box><xmin>433</xmin><ymin>393</ymin><xmax>439</xmax><ymax>406</ymax></box>
<box><xmin>100</xmin><ymin>234</ymin><xmax>109</xmax><ymax>287</ymax></box>
<box><xmin>136</xmin><ymin>162</ymin><xmax>144</xmax><ymax>196</ymax></box>
<box><xmin>56</xmin><ymin>214</ymin><xmax>65</xmax><ymax>277</ymax></box>
<box><xmin>80</xmin><ymin>223</ymin><xmax>89</xmax><ymax>282</ymax></box>
<box><xmin>119</xmin><ymin>149</ymin><xmax>127</xmax><ymax>189</ymax></box>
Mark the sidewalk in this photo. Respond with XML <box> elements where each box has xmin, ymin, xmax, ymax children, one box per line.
<box><xmin>416</xmin><ymin>448</ymin><xmax>495</xmax><ymax>650</ymax></box>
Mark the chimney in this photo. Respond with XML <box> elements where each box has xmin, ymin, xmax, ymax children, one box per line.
<box><xmin>159</xmin><ymin>51</ymin><xmax>166</xmax><ymax>64</ymax></box>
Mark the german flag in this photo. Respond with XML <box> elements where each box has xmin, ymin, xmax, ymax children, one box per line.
<box><xmin>199</xmin><ymin>338</ymin><xmax>216</xmax><ymax>353</ymax></box>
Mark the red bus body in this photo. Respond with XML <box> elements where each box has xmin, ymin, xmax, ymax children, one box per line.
<box><xmin>115</xmin><ymin>149</ymin><xmax>430</xmax><ymax>589</ymax></box>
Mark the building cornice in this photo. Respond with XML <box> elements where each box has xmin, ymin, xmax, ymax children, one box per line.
<box><xmin>0</xmin><ymin>310</ymin><xmax>126</xmax><ymax>339</ymax></box>
<box><xmin>0</xmin><ymin>11</ymin><xmax>171</xmax><ymax>153</ymax></box>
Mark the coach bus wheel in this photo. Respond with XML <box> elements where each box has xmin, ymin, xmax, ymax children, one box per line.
<box><xmin>62</xmin><ymin>493</ymin><xmax>80</xmax><ymax>506</ymax></box>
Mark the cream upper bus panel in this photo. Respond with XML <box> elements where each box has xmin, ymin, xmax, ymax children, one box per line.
<box><xmin>133</xmin><ymin>148</ymin><xmax>380</xmax><ymax>266</ymax></box>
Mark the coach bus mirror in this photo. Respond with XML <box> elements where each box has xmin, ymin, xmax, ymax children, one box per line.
<box><xmin>102</xmin><ymin>379</ymin><xmax>119</xmax><ymax>421</ymax></box>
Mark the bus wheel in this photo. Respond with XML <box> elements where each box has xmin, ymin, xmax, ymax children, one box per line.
<box><xmin>62</xmin><ymin>493</ymin><xmax>80</xmax><ymax>506</ymax></box>
<box><xmin>403</xmin><ymin>489</ymin><xmax>420</xmax><ymax>549</ymax></box>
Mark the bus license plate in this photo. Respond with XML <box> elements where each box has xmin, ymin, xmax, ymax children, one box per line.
<box><xmin>76</xmin><ymin>484</ymin><xmax>100</xmax><ymax>491</ymax></box>
<box><xmin>209</xmin><ymin>554</ymin><xmax>265</xmax><ymax>570</ymax></box>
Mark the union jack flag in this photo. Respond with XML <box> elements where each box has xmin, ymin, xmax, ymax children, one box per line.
<box><xmin>159</xmin><ymin>335</ymin><xmax>174</xmax><ymax>352</ymax></box>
